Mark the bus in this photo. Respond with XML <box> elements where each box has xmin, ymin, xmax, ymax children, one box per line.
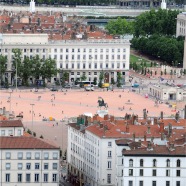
<box><xmin>76</xmin><ymin>81</ymin><xmax>94</xmax><ymax>88</ymax></box>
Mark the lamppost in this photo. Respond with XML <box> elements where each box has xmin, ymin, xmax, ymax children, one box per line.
<box><xmin>30</xmin><ymin>104</ymin><xmax>35</xmax><ymax>134</ymax></box>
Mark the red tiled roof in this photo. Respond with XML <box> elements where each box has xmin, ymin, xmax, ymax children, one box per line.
<box><xmin>123</xmin><ymin>145</ymin><xmax>186</xmax><ymax>156</ymax></box>
<box><xmin>0</xmin><ymin>136</ymin><xmax>59</xmax><ymax>149</ymax></box>
<box><xmin>0</xmin><ymin>120</ymin><xmax>23</xmax><ymax>127</ymax></box>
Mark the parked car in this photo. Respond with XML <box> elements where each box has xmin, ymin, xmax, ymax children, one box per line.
<box><xmin>50</xmin><ymin>87</ymin><xmax>58</xmax><ymax>91</ymax></box>
<box><xmin>85</xmin><ymin>85</ymin><xmax>94</xmax><ymax>91</ymax></box>
<box><xmin>64</xmin><ymin>84</ymin><xmax>72</xmax><ymax>89</ymax></box>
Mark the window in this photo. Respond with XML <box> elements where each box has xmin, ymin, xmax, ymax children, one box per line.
<box><xmin>54</xmin><ymin>55</ymin><xmax>57</xmax><ymax>59</ymax></box>
<box><xmin>89</xmin><ymin>63</ymin><xmax>91</xmax><ymax>69</ymax></box>
<box><xmin>18</xmin><ymin>163</ymin><xmax>23</xmax><ymax>170</ymax></box>
<box><xmin>26</xmin><ymin>152</ymin><xmax>31</xmax><ymax>159</ymax></box>
<box><xmin>72</xmin><ymin>55</ymin><xmax>74</xmax><ymax>60</ymax></box>
<box><xmin>176</xmin><ymin>181</ymin><xmax>180</xmax><ymax>186</ymax></box>
<box><xmin>166</xmin><ymin>170</ymin><xmax>170</xmax><ymax>177</ymax></box>
<box><xmin>108</xmin><ymin>142</ymin><xmax>112</xmax><ymax>147</ymax></box>
<box><xmin>177</xmin><ymin>159</ymin><xmax>181</xmax><ymax>167</ymax></box>
<box><xmin>95</xmin><ymin>55</ymin><xmax>97</xmax><ymax>60</ymax></box>
<box><xmin>123</xmin><ymin>49</ymin><xmax>126</xmax><ymax>52</ymax></box>
<box><xmin>117</xmin><ymin>55</ymin><xmax>120</xmax><ymax>60</ymax></box>
<box><xmin>129</xmin><ymin>169</ymin><xmax>133</xmax><ymax>176</ymax></box>
<box><xmin>18</xmin><ymin>152</ymin><xmax>23</xmax><ymax>159</ymax></box>
<box><xmin>100</xmin><ymin>49</ymin><xmax>103</xmax><ymax>52</ymax></box>
<box><xmin>35</xmin><ymin>174</ymin><xmax>39</xmax><ymax>182</ymax></box>
<box><xmin>176</xmin><ymin>170</ymin><xmax>180</xmax><ymax>177</ymax></box>
<box><xmin>35</xmin><ymin>152</ymin><xmax>40</xmax><ymax>159</ymax></box>
<box><xmin>52</xmin><ymin>174</ymin><xmax>57</xmax><ymax>182</ymax></box>
<box><xmin>26</xmin><ymin>174</ymin><xmax>30</xmax><ymax>182</ymax></box>
<box><xmin>44</xmin><ymin>152</ymin><xmax>49</xmax><ymax>160</ymax></box>
<box><xmin>35</xmin><ymin>163</ymin><xmax>40</xmax><ymax>169</ymax></box>
<box><xmin>122</xmin><ymin>158</ymin><xmax>124</xmax><ymax>165</ymax></box>
<box><xmin>44</xmin><ymin>174</ymin><xmax>48</xmax><ymax>182</ymax></box>
<box><xmin>152</xmin><ymin>181</ymin><xmax>156</xmax><ymax>186</ymax></box>
<box><xmin>18</xmin><ymin>174</ymin><xmax>22</xmax><ymax>182</ymax></box>
<box><xmin>77</xmin><ymin>63</ymin><xmax>80</xmax><ymax>69</ymax></box>
<box><xmin>108</xmin><ymin>151</ymin><xmax>112</xmax><ymax>157</ymax></box>
<box><xmin>94</xmin><ymin>63</ymin><xmax>97</xmax><ymax>69</ymax></box>
<box><xmin>78</xmin><ymin>49</ymin><xmax>80</xmax><ymax>52</ymax></box>
<box><xmin>83</xmin><ymin>63</ymin><xmax>86</xmax><ymax>69</ymax></box>
<box><xmin>106</xmin><ymin>55</ymin><xmax>109</xmax><ymax>60</ymax></box>
<box><xmin>60</xmin><ymin>55</ymin><xmax>63</xmax><ymax>60</ymax></box>
<box><xmin>108</xmin><ymin>161</ymin><xmax>112</xmax><ymax>169</ymax></box>
<box><xmin>166</xmin><ymin>159</ymin><xmax>170</xmax><ymax>167</ymax></box>
<box><xmin>44</xmin><ymin>163</ymin><xmax>48</xmax><ymax>170</ymax></box>
<box><xmin>77</xmin><ymin>55</ymin><xmax>80</xmax><ymax>60</ymax></box>
<box><xmin>100</xmin><ymin>55</ymin><xmax>103</xmax><ymax>60</ymax></box>
<box><xmin>53</xmin><ymin>163</ymin><xmax>58</xmax><ymax>170</ymax></box>
<box><xmin>129</xmin><ymin>159</ymin><xmax>133</xmax><ymax>167</ymax></box>
<box><xmin>17</xmin><ymin>129</ymin><xmax>21</xmax><ymax>136</ymax></box>
<box><xmin>66</xmin><ymin>49</ymin><xmax>68</xmax><ymax>52</ymax></box>
<box><xmin>6</xmin><ymin>163</ymin><xmax>10</xmax><ymax>170</ymax></box>
<box><xmin>106</xmin><ymin>63</ymin><xmax>108</xmax><ymax>68</ymax></box>
<box><xmin>26</xmin><ymin>163</ymin><xmax>31</xmax><ymax>170</ymax></box>
<box><xmin>129</xmin><ymin>181</ymin><xmax>133</xmax><ymax>186</ymax></box>
<box><xmin>139</xmin><ymin>169</ymin><xmax>143</xmax><ymax>176</ymax></box>
<box><xmin>107</xmin><ymin>174</ymin><xmax>111</xmax><ymax>184</ymax></box>
<box><xmin>94</xmin><ymin>72</ymin><xmax>97</xmax><ymax>75</ymax></box>
<box><xmin>6</xmin><ymin>152</ymin><xmax>11</xmax><ymax>159</ymax></box>
<box><xmin>83</xmin><ymin>55</ymin><xmax>86</xmax><ymax>60</ymax></box>
<box><xmin>66</xmin><ymin>55</ymin><xmax>68</xmax><ymax>60</ymax></box>
<box><xmin>166</xmin><ymin>181</ymin><xmax>170</xmax><ymax>186</ymax></box>
<box><xmin>5</xmin><ymin>174</ymin><xmax>10</xmax><ymax>182</ymax></box>
<box><xmin>8</xmin><ymin>130</ymin><xmax>13</xmax><ymax>135</ymax></box>
<box><xmin>72</xmin><ymin>49</ymin><xmax>74</xmax><ymax>52</ymax></box>
<box><xmin>1</xmin><ymin>130</ymin><xmax>5</xmax><ymax>136</ymax></box>
<box><xmin>152</xmin><ymin>169</ymin><xmax>156</xmax><ymax>176</ymax></box>
<box><xmin>112</xmin><ymin>55</ymin><xmax>114</xmax><ymax>60</ymax></box>
<box><xmin>140</xmin><ymin>159</ymin><xmax>144</xmax><ymax>167</ymax></box>
<box><xmin>118</xmin><ymin>49</ymin><xmax>120</xmax><ymax>52</ymax></box>
<box><xmin>153</xmin><ymin>159</ymin><xmax>157</xmax><ymax>167</ymax></box>
<box><xmin>54</xmin><ymin>49</ymin><xmax>57</xmax><ymax>52</ymax></box>
<box><xmin>123</xmin><ymin>55</ymin><xmax>126</xmax><ymax>59</ymax></box>
<box><xmin>139</xmin><ymin>181</ymin><xmax>143</xmax><ymax>186</ymax></box>
<box><xmin>100</xmin><ymin>63</ymin><xmax>103</xmax><ymax>69</ymax></box>
<box><xmin>112</xmin><ymin>63</ymin><xmax>114</xmax><ymax>68</ymax></box>
<box><xmin>53</xmin><ymin>152</ymin><xmax>58</xmax><ymax>159</ymax></box>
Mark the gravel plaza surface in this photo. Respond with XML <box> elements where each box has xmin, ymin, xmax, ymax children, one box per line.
<box><xmin>0</xmin><ymin>88</ymin><xmax>177</xmax><ymax>150</ymax></box>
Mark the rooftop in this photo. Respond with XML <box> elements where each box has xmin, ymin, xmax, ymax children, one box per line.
<box><xmin>0</xmin><ymin>120</ymin><xmax>23</xmax><ymax>127</ymax></box>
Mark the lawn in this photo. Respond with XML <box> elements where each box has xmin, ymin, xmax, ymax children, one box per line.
<box><xmin>130</xmin><ymin>54</ymin><xmax>152</xmax><ymax>67</ymax></box>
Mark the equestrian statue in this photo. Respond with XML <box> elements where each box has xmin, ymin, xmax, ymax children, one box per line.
<box><xmin>97</xmin><ymin>97</ymin><xmax>108</xmax><ymax>109</ymax></box>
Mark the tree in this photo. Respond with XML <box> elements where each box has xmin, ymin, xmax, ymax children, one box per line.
<box><xmin>80</xmin><ymin>74</ymin><xmax>87</xmax><ymax>81</ymax></box>
<box><xmin>98</xmin><ymin>71</ymin><xmax>104</xmax><ymax>88</ymax></box>
<box><xmin>93</xmin><ymin>77</ymin><xmax>97</xmax><ymax>85</ymax></box>
<box><xmin>0</xmin><ymin>55</ymin><xmax>7</xmax><ymax>85</ymax></box>
<box><xmin>41</xmin><ymin>58</ymin><xmax>58</xmax><ymax>83</ymax></box>
<box><xmin>12</xmin><ymin>49</ymin><xmax>22</xmax><ymax>85</ymax></box>
<box><xmin>164</xmin><ymin>68</ymin><xmax>167</xmax><ymax>75</ymax></box>
<box><xmin>116</xmin><ymin>71</ymin><xmax>122</xmax><ymax>87</ymax></box>
<box><xmin>105</xmin><ymin>17</ymin><xmax>133</xmax><ymax>36</ymax></box>
<box><xmin>31</xmin><ymin>55</ymin><xmax>42</xmax><ymax>81</ymax></box>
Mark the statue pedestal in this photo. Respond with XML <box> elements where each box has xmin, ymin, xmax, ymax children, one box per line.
<box><xmin>97</xmin><ymin>110</ymin><xmax>108</xmax><ymax>118</ymax></box>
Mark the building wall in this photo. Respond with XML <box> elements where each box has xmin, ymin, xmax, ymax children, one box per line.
<box><xmin>0</xmin><ymin>127</ymin><xmax>23</xmax><ymax>136</ymax></box>
<box><xmin>0</xmin><ymin>34</ymin><xmax>130</xmax><ymax>85</ymax></box>
<box><xmin>123</xmin><ymin>156</ymin><xmax>186</xmax><ymax>186</ymax></box>
<box><xmin>0</xmin><ymin>149</ymin><xmax>60</xmax><ymax>185</ymax></box>
<box><xmin>176</xmin><ymin>13</ymin><xmax>186</xmax><ymax>37</ymax></box>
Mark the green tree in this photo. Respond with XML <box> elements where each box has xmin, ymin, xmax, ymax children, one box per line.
<box><xmin>12</xmin><ymin>49</ymin><xmax>22</xmax><ymax>85</ymax></box>
<box><xmin>98</xmin><ymin>71</ymin><xmax>104</xmax><ymax>88</ymax></box>
<box><xmin>105</xmin><ymin>17</ymin><xmax>133</xmax><ymax>36</ymax></box>
<box><xmin>31</xmin><ymin>55</ymin><xmax>42</xmax><ymax>81</ymax></box>
<box><xmin>0</xmin><ymin>55</ymin><xmax>7</xmax><ymax>85</ymax></box>
<box><xmin>93</xmin><ymin>77</ymin><xmax>97</xmax><ymax>85</ymax></box>
<box><xmin>41</xmin><ymin>58</ymin><xmax>57</xmax><ymax>83</ymax></box>
<box><xmin>80</xmin><ymin>74</ymin><xmax>87</xmax><ymax>81</ymax></box>
<box><xmin>116</xmin><ymin>71</ymin><xmax>122</xmax><ymax>87</ymax></box>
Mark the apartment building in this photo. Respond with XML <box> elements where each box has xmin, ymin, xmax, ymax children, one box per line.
<box><xmin>176</xmin><ymin>12</ymin><xmax>186</xmax><ymax>37</ymax></box>
<box><xmin>67</xmin><ymin>114</ymin><xmax>186</xmax><ymax>186</ymax></box>
<box><xmin>0</xmin><ymin>33</ymin><xmax>130</xmax><ymax>85</ymax></box>
<box><xmin>122</xmin><ymin>143</ymin><xmax>186</xmax><ymax>186</ymax></box>
<box><xmin>0</xmin><ymin>119</ymin><xmax>60</xmax><ymax>186</ymax></box>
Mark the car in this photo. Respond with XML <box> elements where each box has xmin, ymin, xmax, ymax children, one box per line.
<box><xmin>85</xmin><ymin>85</ymin><xmax>94</xmax><ymax>91</ymax></box>
<box><xmin>64</xmin><ymin>84</ymin><xmax>72</xmax><ymax>89</ymax></box>
<box><xmin>50</xmin><ymin>87</ymin><xmax>58</xmax><ymax>91</ymax></box>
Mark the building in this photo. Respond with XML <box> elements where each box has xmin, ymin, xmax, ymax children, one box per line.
<box><xmin>0</xmin><ymin>119</ymin><xmax>60</xmax><ymax>186</ymax></box>
<box><xmin>0</xmin><ymin>120</ymin><xmax>24</xmax><ymax>136</ymax></box>
<box><xmin>122</xmin><ymin>142</ymin><xmax>186</xmax><ymax>186</ymax></box>
<box><xmin>148</xmin><ymin>84</ymin><xmax>186</xmax><ymax>101</ymax></box>
<box><xmin>67</xmin><ymin>114</ymin><xmax>186</xmax><ymax>186</ymax></box>
<box><xmin>0</xmin><ymin>136</ymin><xmax>60</xmax><ymax>186</ymax></box>
<box><xmin>0</xmin><ymin>33</ymin><xmax>130</xmax><ymax>85</ymax></box>
<box><xmin>176</xmin><ymin>12</ymin><xmax>186</xmax><ymax>37</ymax></box>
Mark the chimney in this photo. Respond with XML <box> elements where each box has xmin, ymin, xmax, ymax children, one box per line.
<box><xmin>147</xmin><ymin>119</ymin><xmax>151</xmax><ymax>125</ymax></box>
<box><xmin>147</xmin><ymin>141</ymin><xmax>153</xmax><ymax>151</ymax></box>
<box><xmin>161</xmin><ymin>132</ymin><xmax>165</xmax><ymax>140</ymax></box>
<box><xmin>175</xmin><ymin>112</ymin><xmax>179</xmax><ymax>122</ymax></box>
<box><xmin>126</xmin><ymin>124</ymin><xmax>129</xmax><ymax>133</ymax></box>
<box><xmin>104</xmin><ymin>114</ymin><xmax>109</xmax><ymax>121</ymax></box>
<box><xmin>99</xmin><ymin>122</ymin><xmax>103</xmax><ymax>128</ymax></box>
<box><xmin>168</xmin><ymin>123</ymin><xmax>172</xmax><ymax>136</ymax></box>
<box><xmin>144</xmin><ymin>132</ymin><xmax>147</xmax><ymax>142</ymax></box>
<box><xmin>169</xmin><ymin>142</ymin><xmax>175</xmax><ymax>151</ymax></box>
<box><xmin>147</xmin><ymin>125</ymin><xmax>151</xmax><ymax>134</ymax></box>
<box><xmin>143</xmin><ymin>109</ymin><xmax>147</xmax><ymax>119</ymax></box>
<box><xmin>160</xmin><ymin>111</ymin><xmax>163</xmax><ymax>119</ymax></box>
<box><xmin>110</xmin><ymin>115</ymin><xmax>115</xmax><ymax>122</ymax></box>
<box><xmin>132</xmin><ymin>133</ymin><xmax>135</xmax><ymax>141</ymax></box>
<box><xmin>154</xmin><ymin>117</ymin><xmax>158</xmax><ymax>125</ymax></box>
<box><xmin>159</xmin><ymin>121</ymin><xmax>164</xmax><ymax>133</ymax></box>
